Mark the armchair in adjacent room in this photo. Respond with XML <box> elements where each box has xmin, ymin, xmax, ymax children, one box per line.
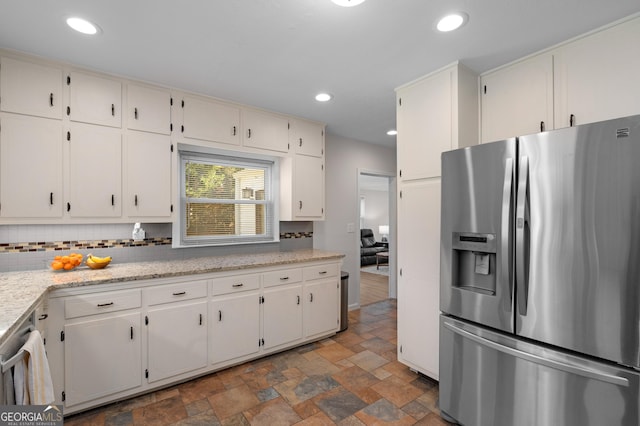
<box><xmin>360</xmin><ymin>228</ymin><xmax>388</xmax><ymax>266</ymax></box>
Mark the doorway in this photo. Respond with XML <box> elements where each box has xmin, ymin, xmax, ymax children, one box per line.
<box><xmin>358</xmin><ymin>171</ymin><xmax>396</xmax><ymax>306</ymax></box>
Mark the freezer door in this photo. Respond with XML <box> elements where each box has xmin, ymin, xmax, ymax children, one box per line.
<box><xmin>441</xmin><ymin>139</ymin><xmax>516</xmax><ymax>333</ymax></box>
<box><xmin>516</xmin><ymin>115</ymin><xmax>640</xmax><ymax>368</ymax></box>
<box><xmin>440</xmin><ymin>315</ymin><xmax>640</xmax><ymax>426</ymax></box>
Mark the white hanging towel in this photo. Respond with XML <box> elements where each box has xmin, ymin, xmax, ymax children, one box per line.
<box><xmin>13</xmin><ymin>330</ymin><xmax>54</xmax><ymax>405</ymax></box>
<box><xmin>3</xmin><ymin>366</ymin><xmax>15</xmax><ymax>404</ymax></box>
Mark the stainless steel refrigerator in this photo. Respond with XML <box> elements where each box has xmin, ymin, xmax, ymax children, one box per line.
<box><xmin>439</xmin><ymin>115</ymin><xmax>640</xmax><ymax>426</ymax></box>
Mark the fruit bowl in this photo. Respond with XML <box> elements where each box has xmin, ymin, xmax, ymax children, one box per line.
<box><xmin>50</xmin><ymin>253</ymin><xmax>83</xmax><ymax>272</ymax></box>
<box><xmin>86</xmin><ymin>254</ymin><xmax>112</xmax><ymax>269</ymax></box>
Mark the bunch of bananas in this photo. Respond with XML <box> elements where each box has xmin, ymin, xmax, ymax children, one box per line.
<box><xmin>86</xmin><ymin>254</ymin><xmax>112</xmax><ymax>269</ymax></box>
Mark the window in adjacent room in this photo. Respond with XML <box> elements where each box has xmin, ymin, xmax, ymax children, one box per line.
<box><xmin>179</xmin><ymin>150</ymin><xmax>277</xmax><ymax>246</ymax></box>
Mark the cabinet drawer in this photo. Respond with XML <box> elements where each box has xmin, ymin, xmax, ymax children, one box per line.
<box><xmin>65</xmin><ymin>289</ymin><xmax>141</xmax><ymax>319</ymax></box>
<box><xmin>211</xmin><ymin>274</ymin><xmax>260</xmax><ymax>296</ymax></box>
<box><xmin>303</xmin><ymin>264</ymin><xmax>339</xmax><ymax>281</ymax></box>
<box><xmin>263</xmin><ymin>268</ymin><xmax>303</xmax><ymax>288</ymax></box>
<box><xmin>145</xmin><ymin>281</ymin><xmax>207</xmax><ymax>306</ymax></box>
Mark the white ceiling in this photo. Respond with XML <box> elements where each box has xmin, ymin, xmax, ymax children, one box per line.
<box><xmin>1</xmin><ymin>1</ymin><xmax>639</xmax><ymax>148</ymax></box>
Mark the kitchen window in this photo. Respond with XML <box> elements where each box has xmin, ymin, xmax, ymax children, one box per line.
<box><xmin>178</xmin><ymin>149</ymin><xmax>277</xmax><ymax>246</ymax></box>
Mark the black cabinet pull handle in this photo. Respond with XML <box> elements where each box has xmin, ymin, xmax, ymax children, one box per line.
<box><xmin>67</xmin><ymin>202</ymin><xmax>71</xmax><ymax>212</ymax></box>
<box><xmin>233</xmin><ymin>126</ymin><xmax>237</xmax><ymax>136</ymax></box>
<box><xmin>299</xmin><ymin>137</ymin><xmax>303</xmax><ymax>147</ymax></box>
<box><xmin>66</xmin><ymin>106</ymin><xmax>70</xmax><ymax>116</ymax></box>
<box><xmin>134</xmin><ymin>195</ymin><xmax>138</xmax><ymax>206</ymax></box>
<box><xmin>111</xmin><ymin>194</ymin><xmax>115</xmax><ymax>206</ymax></box>
<box><xmin>247</xmin><ymin>128</ymin><xmax>252</xmax><ymax>138</ymax></box>
<box><xmin>232</xmin><ymin>283</ymin><xmax>244</xmax><ymax>288</ymax></box>
<box><xmin>50</xmin><ymin>192</ymin><xmax>54</xmax><ymax>205</ymax></box>
<box><xmin>540</xmin><ymin>121</ymin><xmax>545</xmax><ymax>132</ymax></box>
<box><xmin>199</xmin><ymin>313</ymin><xmax>203</xmax><ymax>326</ymax></box>
<box><xmin>50</xmin><ymin>93</ymin><xmax>54</xmax><ymax>107</ymax></box>
<box><xmin>280</xmin><ymin>277</ymin><xmax>289</xmax><ymax>281</ymax></box>
<box><xmin>310</xmin><ymin>293</ymin><xmax>314</xmax><ymax>302</ymax></box>
<box><xmin>134</xmin><ymin>107</ymin><xmax>138</xmax><ymax>120</ymax></box>
<box><xmin>130</xmin><ymin>326</ymin><xmax>134</xmax><ymax>340</ymax></box>
<box><xmin>97</xmin><ymin>302</ymin><xmax>114</xmax><ymax>307</ymax></box>
<box><xmin>570</xmin><ymin>114</ymin><xmax>575</xmax><ymax>127</ymax></box>
<box><xmin>218</xmin><ymin>310</ymin><xmax>222</xmax><ymax>321</ymax></box>
<box><xmin>38</xmin><ymin>314</ymin><xmax>49</xmax><ymax>321</ymax></box>
<box><xmin>111</xmin><ymin>104</ymin><xmax>115</xmax><ymax>116</ymax></box>
<box><xmin>172</xmin><ymin>291</ymin><xmax>186</xmax><ymax>296</ymax></box>
<box><xmin>319</xmin><ymin>271</ymin><xmax>327</xmax><ymax>275</ymax></box>
<box><xmin>297</xmin><ymin>295</ymin><xmax>300</xmax><ymax>305</ymax></box>
<box><xmin>299</xmin><ymin>201</ymin><xmax>302</xmax><ymax>210</ymax></box>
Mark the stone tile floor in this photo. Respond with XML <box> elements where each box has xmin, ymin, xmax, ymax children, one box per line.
<box><xmin>65</xmin><ymin>299</ymin><xmax>453</xmax><ymax>425</ymax></box>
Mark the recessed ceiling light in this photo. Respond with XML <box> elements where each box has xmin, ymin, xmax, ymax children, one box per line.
<box><xmin>436</xmin><ymin>13</ymin><xmax>468</xmax><ymax>32</ymax></box>
<box><xmin>66</xmin><ymin>17</ymin><xmax>99</xmax><ymax>35</ymax></box>
<box><xmin>331</xmin><ymin>0</ymin><xmax>366</xmax><ymax>7</ymax></box>
<box><xmin>387</xmin><ymin>130</ymin><xmax>398</xmax><ymax>136</ymax></box>
<box><xmin>315</xmin><ymin>93</ymin><xmax>333</xmax><ymax>102</ymax></box>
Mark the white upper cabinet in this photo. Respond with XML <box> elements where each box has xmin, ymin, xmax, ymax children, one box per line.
<box><xmin>68</xmin><ymin>71</ymin><xmax>122</xmax><ymax>128</ymax></box>
<box><xmin>242</xmin><ymin>109</ymin><xmax>289</xmax><ymax>153</ymax></box>
<box><xmin>0</xmin><ymin>56</ymin><xmax>63</xmax><ymax>119</ymax></box>
<box><xmin>125</xmin><ymin>131</ymin><xmax>172</xmax><ymax>219</ymax></box>
<box><xmin>68</xmin><ymin>123</ymin><xmax>122</xmax><ymax>218</ymax></box>
<box><xmin>396</xmin><ymin>63</ymin><xmax>478</xmax><ymax>180</ymax></box>
<box><xmin>126</xmin><ymin>84</ymin><xmax>171</xmax><ymax>135</ymax></box>
<box><xmin>480</xmin><ymin>54</ymin><xmax>554</xmax><ymax>143</ymax></box>
<box><xmin>280</xmin><ymin>154</ymin><xmax>325</xmax><ymax>221</ymax></box>
<box><xmin>290</xmin><ymin>119</ymin><xmax>324</xmax><ymax>157</ymax></box>
<box><xmin>181</xmin><ymin>95</ymin><xmax>240</xmax><ymax>145</ymax></box>
<box><xmin>0</xmin><ymin>113</ymin><xmax>63</xmax><ymax>218</ymax></box>
<box><xmin>553</xmin><ymin>17</ymin><xmax>640</xmax><ymax>128</ymax></box>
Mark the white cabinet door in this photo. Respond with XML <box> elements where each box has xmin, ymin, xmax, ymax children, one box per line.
<box><xmin>210</xmin><ymin>292</ymin><xmax>260</xmax><ymax>365</ymax></box>
<box><xmin>68</xmin><ymin>71</ymin><xmax>122</xmax><ymax>128</ymax></box>
<box><xmin>181</xmin><ymin>95</ymin><xmax>240</xmax><ymax>145</ymax></box>
<box><xmin>481</xmin><ymin>54</ymin><xmax>554</xmax><ymax>143</ymax></box>
<box><xmin>0</xmin><ymin>114</ymin><xmax>63</xmax><ymax>218</ymax></box>
<box><xmin>68</xmin><ymin>123</ymin><xmax>122</xmax><ymax>218</ymax></box>
<box><xmin>125</xmin><ymin>131</ymin><xmax>172</xmax><ymax>218</ymax></box>
<box><xmin>554</xmin><ymin>17</ymin><xmax>640</xmax><ymax>128</ymax></box>
<box><xmin>396</xmin><ymin>70</ymin><xmax>452</xmax><ymax>180</ymax></box>
<box><xmin>126</xmin><ymin>84</ymin><xmax>171</xmax><ymax>135</ymax></box>
<box><xmin>0</xmin><ymin>56</ymin><xmax>62</xmax><ymax>119</ymax></box>
<box><xmin>147</xmin><ymin>301</ymin><xmax>207</xmax><ymax>383</ymax></box>
<box><xmin>64</xmin><ymin>312</ymin><xmax>142</xmax><ymax>407</ymax></box>
<box><xmin>263</xmin><ymin>284</ymin><xmax>303</xmax><ymax>349</ymax></box>
<box><xmin>397</xmin><ymin>180</ymin><xmax>440</xmax><ymax>380</ymax></box>
<box><xmin>303</xmin><ymin>279</ymin><xmax>339</xmax><ymax>339</ymax></box>
<box><xmin>295</xmin><ymin>155</ymin><xmax>324</xmax><ymax>219</ymax></box>
<box><xmin>242</xmin><ymin>109</ymin><xmax>289</xmax><ymax>153</ymax></box>
<box><xmin>291</xmin><ymin>119</ymin><xmax>324</xmax><ymax>157</ymax></box>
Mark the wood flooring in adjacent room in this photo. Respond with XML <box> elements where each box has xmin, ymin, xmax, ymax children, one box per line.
<box><xmin>360</xmin><ymin>270</ymin><xmax>389</xmax><ymax>306</ymax></box>
<box><xmin>64</xmin><ymin>300</ymin><xmax>453</xmax><ymax>426</ymax></box>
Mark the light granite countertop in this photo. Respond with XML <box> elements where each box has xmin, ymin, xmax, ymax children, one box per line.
<box><xmin>0</xmin><ymin>249</ymin><xmax>344</xmax><ymax>348</ymax></box>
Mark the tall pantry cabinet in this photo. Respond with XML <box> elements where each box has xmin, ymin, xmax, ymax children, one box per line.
<box><xmin>395</xmin><ymin>62</ymin><xmax>478</xmax><ymax>380</ymax></box>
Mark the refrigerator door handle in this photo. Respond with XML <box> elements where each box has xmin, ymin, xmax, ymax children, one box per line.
<box><xmin>443</xmin><ymin>321</ymin><xmax>629</xmax><ymax>387</ymax></box>
<box><xmin>501</xmin><ymin>157</ymin><xmax>514</xmax><ymax>307</ymax></box>
<box><xmin>516</xmin><ymin>156</ymin><xmax>530</xmax><ymax>315</ymax></box>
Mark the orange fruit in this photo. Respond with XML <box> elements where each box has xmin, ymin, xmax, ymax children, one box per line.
<box><xmin>54</xmin><ymin>255</ymin><xmax>62</xmax><ymax>261</ymax></box>
<box><xmin>51</xmin><ymin>261</ymin><xmax>64</xmax><ymax>270</ymax></box>
<box><xmin>63</xmin><ymin>263</ymin><xmax>74</xmax><ymax>270</ymax></box>
<box><xmin>61</xmin><ymin>256</ymin><xmax>70</xmax><ymax>263</ymax></box>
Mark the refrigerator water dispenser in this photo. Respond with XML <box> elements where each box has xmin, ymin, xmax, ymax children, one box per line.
<box><xmin>451</xmin><ymin>232</ymin><xmax>497</xmax><ymax>295</ymax></box>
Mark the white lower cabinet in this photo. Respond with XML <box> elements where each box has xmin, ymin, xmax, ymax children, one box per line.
<box><xmin>146</xmin><ymin>301</ymin><xmax>207</xmax><ymax>383</ymax></box>
<box><xmin>210</xmin><ymin>292</ymin><xmax>260</xmax><ymax>365</ymax></box>
<box><xmin>64</xmin><ymin>312</ymin><xmax>142</xmax><ymax>407</ymax></box>
<box><xmin>263</xmin><ymin>284</ymin><xmax>303</xmax><ymax>349</ymax></box>
<box><xmin>46</xmin><ymin>258</ymin><xmax>341</xmax><ymax>414</ymax></box>
<box><xmin>304</xmin><ymin>279</ymin><xmax>339</xmax><ymax>339</ymax></box>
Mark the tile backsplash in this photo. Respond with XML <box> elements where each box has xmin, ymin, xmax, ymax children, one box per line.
<box><xmin>0</xmin><ymin>222</ymin><xmax>313</xmax><ymax>272</ymax></box>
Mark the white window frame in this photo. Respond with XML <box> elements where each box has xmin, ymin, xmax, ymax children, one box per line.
<box><xmin>174</xmin><ymin>145</ymin><xmax>280</xmax><ymax>247</ymax></box>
